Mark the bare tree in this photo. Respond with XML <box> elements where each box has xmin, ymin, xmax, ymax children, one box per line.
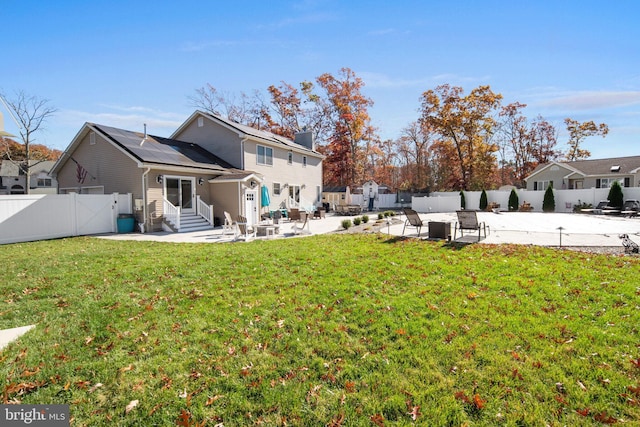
<box><xmin>1</xmin><ymin>91</ymin><xmax>57</xmax><ymax>194</ymax></box>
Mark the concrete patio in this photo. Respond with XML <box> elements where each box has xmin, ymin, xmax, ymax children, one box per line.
<box><xmin>97</xmin><ymin>211</ymin><xmax>640</xmax><ymax>248</ymax></box>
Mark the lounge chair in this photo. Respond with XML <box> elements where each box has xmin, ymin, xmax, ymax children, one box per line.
<box><xmin>292</xmin><ymin>211</ymin><xmax>311</xmax><ymax>235</ymax></box>
<box><xmin>581</xmin><ymin>200</ymin><xmax>609</xmax><ymax>214</ymax></box>
<box><xmin>402</xmin><ymin>208</ymin><xmax>425</xmax><ymax>236</ymax></box>
<box><xmin>235</xmin><ymin>215</ymin><xmax>256</xmax><ymax>241</ymax></box>
<box><xmin>621</xmin><ymin>200</ymin><xmax>640</xmax><ymax>218</ymax></box>
<box><xmin>454</xmin><ymin>210</ymin><xmax>489</xmax><ymax>241</ymax></box>
<box><xmin>222</xmin><ymin>211</ymin><xmax>235</xmax><ymax>235</ymax></box>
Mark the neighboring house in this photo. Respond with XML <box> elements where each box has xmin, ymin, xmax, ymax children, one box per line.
<box><xmin>0</xmin><ymin>160</ymin><xmax>57</xmax><ymax>195</ymax></box>
<box><xmin>50</xmin><ymin>111</ymin><xmax>324</xmax><ymax>232</ymax></box>
<box><xmin>525</xmin><ymin>156</ymin><xmax>640</xmax><ymax>191</ymax></box>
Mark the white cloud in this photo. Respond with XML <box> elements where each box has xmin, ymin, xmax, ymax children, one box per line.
<box><xmin>536</xmin><ymin>90</ymin><xmax>640</xmax><ymax>111</ymax></box>
<box><xmin>360</xmin><ymin>71</ymin><xmax>490</xmax><ymax>89</ymax></box>
<box><xmin>59</xmin><ymin>106</ymin><xmax>184</xmax><ymax>134</ymax></box>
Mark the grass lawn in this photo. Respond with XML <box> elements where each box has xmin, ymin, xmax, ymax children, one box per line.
<box><xmin>1</xmin><ymin>234</ymin><xmax>639</xmax><ymax>426</ymax></box>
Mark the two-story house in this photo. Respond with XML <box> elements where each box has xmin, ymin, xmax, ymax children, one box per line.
<box><xmin>50</xmin><ymin>111</ymin><xmax>324</xmax><ymax>232</ymax></box>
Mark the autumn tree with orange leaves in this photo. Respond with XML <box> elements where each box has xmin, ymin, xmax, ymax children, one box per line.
<box><xmin>316</xmin><ymin>68</ymin><xmax>377</xmax><ymax>187</ymax></box>
<box><xmin>419</xmin><ymin>85</ymin><xmax>502</xmax><ymax>191</ymax></box>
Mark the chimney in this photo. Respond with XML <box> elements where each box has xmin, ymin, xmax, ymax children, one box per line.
<box><xmin>294</xmin><ymin>128</ymin><xmax>314</xmax><ymax>150</ymax></box>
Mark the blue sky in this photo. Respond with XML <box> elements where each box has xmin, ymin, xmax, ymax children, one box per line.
<box><xmin>2</xmin><ymin>0</ymin><xmax>639</xmax><ymax>159</ymax></box>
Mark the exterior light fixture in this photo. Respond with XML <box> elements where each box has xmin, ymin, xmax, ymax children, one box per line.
<box><xmin>156</xmin><ymin>175</ymin><xmax>163</xmax><ymax>184</ymax></box>
<box><xmin>198</xmin><ymin>178</ymin><xmax>204</xmax><ymax>185</ymax></box>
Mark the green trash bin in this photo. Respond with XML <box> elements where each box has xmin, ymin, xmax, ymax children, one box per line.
<box><xmin>117</xmin><ymin>214</ymin><xmax>135</xmax><ymax>233</ymax></box>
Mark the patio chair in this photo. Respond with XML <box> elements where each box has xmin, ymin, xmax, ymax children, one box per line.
<box><xmin>621</xmin><ymin>200</ymin><xmax>640</xmax><ymax>218</ymax></box>
<box><xmin>235</xmin><ymin>215</ymin><xmax>256</xmax><ymax>241</ymax></box>
<box><xmin>292</xmin><ymin>211</ymin><xmax>311</xmax><ymax>235</ymax></box>
<box><xmin>454</xmin><ymin>210</ymin><xmax>489</xmax><ymax>241</ymax></box>
<box><xmin>222</xmin><ymin>211</ymin><xmax>235</xmax><ymax>235</ymax></box>
<box><xmin>288</xmin><ymin>208</ymin><xmax>301</xmax><ymax>221</ymax></box>
<box><xmin>273</xmin><ymin>210</ymin><xmax>283</xmax><ymax>224</ymax></box>
<box><xmin>581</xmin><ymin>200</ymin><xmax>609</xmax><ymax>214</ymax></box>
<box><xmin>402</xmin><ymin>208</ymin><xmax>425</xmax><ymax>236</ymax></box>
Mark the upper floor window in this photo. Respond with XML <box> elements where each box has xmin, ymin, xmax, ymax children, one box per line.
<box><xmin>257</xmin><ymin>145</ymin><xmax>273</xmax><ymax>166</ymax></box>
<box><xmin>302</xmin><ymin>156</ymin><xmax>307</xmax><ymax>167</ymax></box>
<box><xmin>287</xmin><ymin>152</ymin><xmax>293</xmax><ymax>165</ymax></box>
<box><xmin>37</xmin><ymin>178</ymin><xmax>52</xmax><ymax>187</ymax></box>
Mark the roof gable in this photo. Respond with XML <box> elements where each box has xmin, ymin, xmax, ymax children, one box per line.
<box><xmin>173</xmin><ymin>111</ymin><xmax>322</xmax><ymax>157</ymax></box>
<box><xmin>52</xmin><ymin>123</ymin><xmax>234</xmax><ymax>174</ymax></box>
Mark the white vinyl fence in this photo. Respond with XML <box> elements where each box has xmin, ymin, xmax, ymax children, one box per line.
<box><xmin>1</xmin><ymin>193</ymin><xmax>132</xmax><ymax>245</ymax></box>
<box><xmin>350</xmin><ymin>188</ymin><xmax>640</xmax><ymax>213</ymax></box>
<box><xmin>413</xmin><ymin>187</ymin><xmax>640</xmax><ymax>213</ymax></box>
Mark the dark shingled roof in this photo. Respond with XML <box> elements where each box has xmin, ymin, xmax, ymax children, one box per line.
<box><xmin>93</xmin><ymin>124</ymin><xmax>234</xmax><ymax>171</ymax></box>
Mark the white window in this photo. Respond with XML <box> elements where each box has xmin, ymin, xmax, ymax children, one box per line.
<box><xmin>257</xmin><ymin>145</ymin><xmax>273</xmax><ymax>166</ymax></box>
<box><xmin>598</xmin><ymin>178</ymin><xmax>625</xmax><ymax>188</ymax></box>
<box><xmin>37</xmin><ymin>178</ymin><xmax>52</xmax><ymax>187</ymax></box>
<box><xmin>197</xmin><ymin>117</ymin><xmax>204</xmax><ymax>127</ymax></box>
<box><xmin>287</xmin><ymin>152</ymin><xmax>293</xmax><ymax>165</ymax></box>
<box><xmin>534</xmin><ymin>181</ymin><xmax>552</xmax><ymax>191</ymax></box>
<box><xmin>302</xmin><ymin>156</ymin><xmax>307</xmax><ymax>167</ymax></box>
<box><xmin>273</xmin><ymin>182</ymin><xmax>281</xmax><ymax>195</ymax></box>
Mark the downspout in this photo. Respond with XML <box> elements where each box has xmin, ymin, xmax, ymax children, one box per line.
<box><xmin>140</xmin><ymin>167</ymin><xmax>151</xmax><ymax>233</ymax></box>
<box><xmin>240</xmin><ymin>136</ymin><xmax>249</xmax><ymax>170</ymax></box>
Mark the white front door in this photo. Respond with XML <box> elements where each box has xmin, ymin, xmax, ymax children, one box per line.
<box><xmin>165</xmin><ymin>177</ymin><xmax>196</xmax><ymax>214</ymax></box>
<box><xmin>244</xmin><ymin>190</ymin><xmax>258</xmax><ymax>225</ymax></box>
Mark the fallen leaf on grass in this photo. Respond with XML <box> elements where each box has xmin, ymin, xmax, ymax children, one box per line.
<box><xmin>119</xmin><ymin>364</ymin><xmax>134</xmax><ymax>374</ymax></box>
<box><xmin>370</xmin><ymin>413</ymin><xmax>385</xmax><ymax>426</ymax></box>
<box><xmin>327</xmin><ymin>413</ymin><xmax>345</xmax><ymax>427</ymax></box>
<box><xmin>176</xmin><ymin>409</ymin><xmax>191</xmax><ymax>427</ymax></box>
<box><xmin>473</xmin><ymin>394</ymin><xmax>486</xmax><ymax>410</ymax></box>
<box><xmin>576</xmin><ymin>408</ymin><xmax>590</xmax><ymax>417</ymax></box>
<box><xmin>408</xmin><ymin>405</ymin><xmax>421</xmax><ymax>420</ymax></box>
<box><xmin>205</xmin><ymin>395</ymin><xmax>224</xmax><ymax>406</ymax></box>
<box><xmin>594</xmin><ymin>411</ymin><xmax>618</xmax><ymax>424</ymax></box>
<box><xmin>88</xmin><ymin>383</ymin><xmax>103</xmax><ymax>393</ymax></box>
<box><xmin>125</xmin><ymin>399</ymin><xmax>138</xmax><ymax>414</ymax></box>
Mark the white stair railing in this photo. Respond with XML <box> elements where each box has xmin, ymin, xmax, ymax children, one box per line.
<box><xmin>162</xmin><ymin>198</ymin><xmax>181</xmax><ymax>230</ymax></box>
<box><xmin>196</xmin><ymin>196</ymin><xmax>214</xmax><ymax>225</ymax></box>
